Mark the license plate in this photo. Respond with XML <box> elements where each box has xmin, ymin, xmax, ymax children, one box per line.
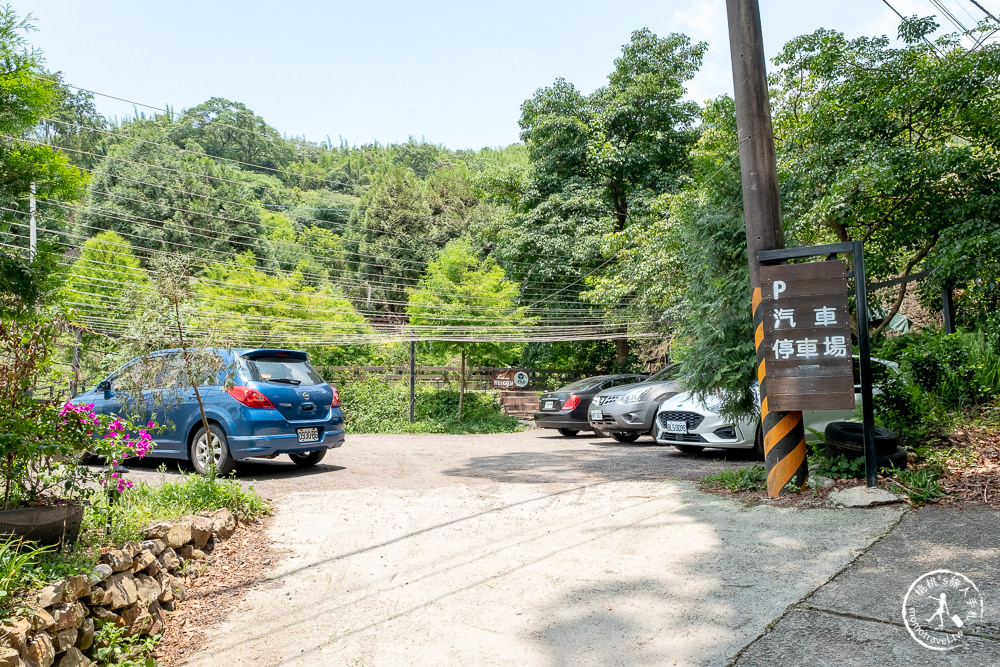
<box><xmin>590</xmin><ymin>409</ymin><xmax>603</xmax><ymax>421</ymax></box>
<box><xmin>297</xmin><ymin>427</ymin><xmax>320</xmax><ymax>443</ymax></box>
<box><xmin>664</xmin><ymin>420</ymin><xmax>688</xmax><ymax>434</ymax></box>
<box><xmin>543</xmin><ymin>400</ymin><xmax>557</xmax><ymax>410</ymax></box>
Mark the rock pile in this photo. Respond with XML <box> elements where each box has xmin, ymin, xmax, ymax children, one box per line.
<box><xmin>0</xmin><ymin>509</ymin><xmax>238</xmax><ymax>667</ymax></box>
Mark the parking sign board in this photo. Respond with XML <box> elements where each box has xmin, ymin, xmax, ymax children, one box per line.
<box><xmin>760</xmin><ymin>261</ymin><xmax>855</xmax><ymax>411</ymax></box>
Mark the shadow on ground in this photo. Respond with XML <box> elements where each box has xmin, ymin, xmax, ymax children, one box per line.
<box><xmin>443</xmin><ymin>436</ymin><xmax>755</xmax><ymax>484</ymax></box>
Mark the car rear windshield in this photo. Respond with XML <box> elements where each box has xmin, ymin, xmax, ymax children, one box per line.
<box><xmin>561</xmin><ymin>377</ymin><xmax>612</xmax><ymax>392</ymax></box>
<box><xmin>244</xmin><ymin>357</ymin><xmax>324</xmax><ymax>386</ymax></box>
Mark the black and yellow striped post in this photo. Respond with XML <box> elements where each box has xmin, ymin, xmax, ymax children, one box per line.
<box><xmin>753</xmin><ymin>287</ymin><xmax>808</xmax><ymax>497</ymax></box>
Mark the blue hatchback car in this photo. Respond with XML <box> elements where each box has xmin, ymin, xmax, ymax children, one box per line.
<box><xmin>73</xmin><ymin>348</ymin><xmax>345</xmax><ymax>474</ymax></box>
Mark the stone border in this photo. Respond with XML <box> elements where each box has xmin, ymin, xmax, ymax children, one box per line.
<box><xmin>0</xmin><ymin>509</ymin><xmax>238</xmax><ymax>667</ymax></box>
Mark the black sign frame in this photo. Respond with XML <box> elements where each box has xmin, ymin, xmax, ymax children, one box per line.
<box><xmin>758</xmin><ymin>241</ymin><xmax>879</xmax><ymax>488</ymax></box>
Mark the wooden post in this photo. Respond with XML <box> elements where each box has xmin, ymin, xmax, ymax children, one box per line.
<box><xmin>727</xmin><ymin>0</ymin><xmax>807</xmax><ymax>496</ymax></box>
<box><xmin>942</xmin><ymin>282</ymin><xmax>956</xmax><ymax>334</ymax></box>
<box><xmin>459</xmin><ymin>347</ymin><xmax>466</xmax><ymax>423</ymax></box>
<box><xmin>409</xmin><ymin>340</ymin><xmax>416</xmax><ymax>423</ymax></box>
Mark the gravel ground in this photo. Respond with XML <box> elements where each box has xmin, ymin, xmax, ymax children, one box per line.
<box><xmin>126</xmin><ymin>430</ymin><xmax>904</xmax><ymax>666</ymax></box>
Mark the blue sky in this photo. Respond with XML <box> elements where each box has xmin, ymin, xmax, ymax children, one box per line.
<box><xmin>24</xmin><ymin>0</ymin><xmax>995</xmax><ymax>150</ymax></box>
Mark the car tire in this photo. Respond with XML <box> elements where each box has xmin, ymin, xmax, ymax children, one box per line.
<box><xmin>825</xmin><ymin>443</ymin><xmax>909</xmax><ymax>471</ymax></box>
<box><xmin>289</xmin><ymin>450</ymin><xmax>327</xmax><ymax>467</ymax></box>
<box><xmin>824</xmin><ymin>421</ymin><xmax>898</xmax><ymax>456</ymax></box>
<box><xmin>190</xmin><ymin>423</ymin><xmax>235</xmax><ymax>475</ymax></box>
<box><xmin>674</xmin><ymin>444</ymin><xmax>704</xmax><ymax>454</ymax></box>
<box><xmin>79</xmin><ymin>451</ymin><xmax>99</xmax><ymax>465</ymax></box>
<box><xmin>611</xmin><ymin>432</ymin><xmax>640</xmax><ymax>443</ymax></box>
<box><xmin>752</xmin><ymin>424</ymin><xmax>765</xmax><ymax>460</ymax></box>
<box><xmin>557</xmin><ymin>428</ymin><xmax>580</xmax><ymax>437</ymax></box>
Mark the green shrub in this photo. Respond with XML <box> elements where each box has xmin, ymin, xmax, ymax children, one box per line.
<box><xmin>90</xmin><ymin>620</ymin><xmax>158</xmax><ymax>666</ymax></box>
<box><xmin>872</xmin><ymin>369</ymin><xmax>940</xmax><ymax>446</ymax></box>
<box><xmin>879</xmin><ymin>328</ymin><xmax>1000</xmax><ymax>410</ymax></box>
<box><xmin>339</xmin><ymin>377</ymin><xmax>522</xmax><ymax>434</ymax></box>
<box><xmin>808</xmin><ymin>440</ymin><xmax>865</xmax><ymax>479</ymax></box>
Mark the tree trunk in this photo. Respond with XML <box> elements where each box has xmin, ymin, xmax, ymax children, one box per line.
<box><xmin>616</xmin><ymin>337</ymin><xmax>628</xmax><ymax>366</ymax></box>
<box><xmin>70</xmin><ymin>328</ymin><xmax>81</xmax><ymax>397</ymax></box>
<box><xmin>459</xmin><ymin>347</ymin><xmax>466</xmax><ymax>423</ymax></box>
<box><xmin>174</xmin><ymin>301</ymin><xmax>212</xmax><ymax>454</ymax></box>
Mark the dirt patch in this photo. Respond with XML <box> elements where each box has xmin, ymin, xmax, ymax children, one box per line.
<box><xmin>699</xmin><ymin>476</ymin><xmax>881</xmax><ymax>509</ymax></box>
<box><xmin>153</xmin><ymin>516</ymin><xmax>279</xmax><ymax>666</ymax></box>
<box><xmin>937</xmin><ymin>424</ymin><xmax>1000</xmax><ymax>507</ymax></box>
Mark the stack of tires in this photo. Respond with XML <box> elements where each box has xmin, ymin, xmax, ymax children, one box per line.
<box><xmin>824</xmin><ymin>422</ymin><xmax>907</xmax><ymax>470</ymax></box>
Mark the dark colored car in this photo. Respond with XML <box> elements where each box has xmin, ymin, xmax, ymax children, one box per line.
<box><xmin>534</xmin><ymin>374</ymin><xmax>648</xmax><ymax>436</ymax></box>
<box><xmin>72</xmin><ymin>348</ymin><xmax>345</xmax><ymax>474</ymax></box>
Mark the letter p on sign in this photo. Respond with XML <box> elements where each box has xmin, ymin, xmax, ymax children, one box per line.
<box><xmin>772</xmin><ymin>280</ymin><xmax>786</xmax><ymax>300</ymax></box>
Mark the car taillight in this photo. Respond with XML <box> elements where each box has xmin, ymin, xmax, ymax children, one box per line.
<box><xmin>228</xmin><ymin>386</ymin><xmax>276</xmax><ymax>409</ymax></box>
<box><xmin>331</xmin><ymin>387</ymin><xmax>341</xmax><ymax>408</ymax></box>
<box><xmin>561</xmin><ymin>394</ymin><xmax>580</xmax><ymax>410</ymax></box>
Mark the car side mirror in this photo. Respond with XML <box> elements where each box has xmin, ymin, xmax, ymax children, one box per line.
<box><xmin>97</xmin><ymin>380</ymin><xmax>111</xmax><ymax>394</ymax></box>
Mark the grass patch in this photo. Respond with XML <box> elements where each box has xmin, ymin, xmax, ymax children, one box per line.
<box><xmin>701</xmin><ymin>465</ymin><xmax>767</xmax><ymax>493</ymax></box>
<box><xmin>106</xmin><ymin>467</ymin><xmax>271</xmax><ymax>544</ymax></box>
<box><xmin>886</xmin><ymin>466</ymin><xmax>948</xmax><ymax>506</ymax></box>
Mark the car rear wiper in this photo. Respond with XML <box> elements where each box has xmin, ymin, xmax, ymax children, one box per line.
<box><xmin>266</xmin><ymin>378</ymin><xmax>301</xmax><ymax>385</ymax></box>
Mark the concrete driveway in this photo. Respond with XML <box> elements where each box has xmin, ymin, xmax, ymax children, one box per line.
<box><xmin>148</xmin><ymin>430</ymin><xmax>904</xmax><ymax>666</ymax></box>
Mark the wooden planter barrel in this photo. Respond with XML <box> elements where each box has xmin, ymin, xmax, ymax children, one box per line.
<box><xmin>0</xmin><ymin>502</ymin><xmax>85</xmax><ymax>547</ymax></box>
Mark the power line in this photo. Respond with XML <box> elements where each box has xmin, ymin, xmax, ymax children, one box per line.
<box><xmin>18</xmin><ymin>202</ymin><xmax>601</xmax><ymax>306</ymax></box>
<box><xmin>968</xmin><ymin>0</ymin><xmax>998</xmax><ymax>21</ymax></box>
<box><xmin>6</xmin><ymin>135</ymin><xmax>609</xmax><ymax>296</ymax></box>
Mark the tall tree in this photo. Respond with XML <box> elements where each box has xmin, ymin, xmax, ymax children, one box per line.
<box><xmin>62</xmin><ymin>230</ymin><xmax>149</xmax><ymax>319</ymax></box>
<box><xmin>166</xmin><ymin>98</ymin><xmax>294</xmax><ymax>172</ymax></box>
<box><xmin>0</xmin><ymin>7</ymin><xmax>86</xmax><ymax>248</ymax></box>
<box><xmin>197</xmin><ymin>252</ymin><xmax>371</xmax><ymax>365</ymax></box>
<box><xmin>343</xmin><ymin>164</ymin><xmax>436</xmax><ymax>318</ymax></box>
<box><xmin>77</xmin><ymin>118</ymin><xmax>279</xmax><ymax>263</ymax></box>
<box><xmin>771</xmin><ymin>17</ymin><xmax>1000</xmax><ymax>332</ymax></box>
<box><xmin>483</xmin><ymin>29</ymin><xmax>706</xmax><ymax>361</ymax></box>
<box><xmin>406</xmin><ymin>238</ymin><xmax>530</xmax><ymax>420</ymax></box>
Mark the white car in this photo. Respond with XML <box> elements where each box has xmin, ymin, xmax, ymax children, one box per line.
<box><xmin>652</xmin><ymin>358</ymin><xmax>897</xmax><ymax>457</ymax></box>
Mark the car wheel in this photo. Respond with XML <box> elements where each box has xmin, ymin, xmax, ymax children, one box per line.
<box><xmin>752</xmin><ymin>424</ymin><xmax>765</xmax><ymax>460</ymax></box>
<box><xmin>557</xmin><ymin>428</ymin><xmax>580</xmax><ymax>437</ymax></box>
<box><xmin>674</xmin><ymin>444</ymin><xmax>704</xmax><ymax>454</ymax></box>
<box><xmin>611</xmin><ymin>432</ymin><xmax>640</xmax><ymax>443</ymax></box>
<box><xmin>824</xmin><ymin>421</ymin><xmax>898</xmax><ymax>456</ymax></box>
<box><xmin>190</xmin><ymin>423</ymin><xmax>235</xmax><ymax>475</ymax></box>
<box><xmin>289</xmin><ymin>450</ymin><xmax>327</xmax><ymax>467</ymax></box>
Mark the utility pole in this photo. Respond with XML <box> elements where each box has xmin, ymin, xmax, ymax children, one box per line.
<box><xmin>726</xmin><ymin>0</ymin><xmax>808</xmax><ymax>497</ymax></box>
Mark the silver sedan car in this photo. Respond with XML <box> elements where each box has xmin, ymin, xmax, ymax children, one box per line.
<box><xmin>652</xmin><ymin>358</ymin><xmax>897</xmax><ymax>457</ymax></box>
<box><xmin>588</xmin><ymin>365</ymin><xmax>684</xmax><ymax>442</ymax></box>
